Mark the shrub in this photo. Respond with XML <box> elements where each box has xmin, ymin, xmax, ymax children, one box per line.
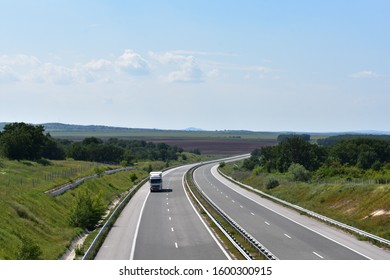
<box><xmin>16</xmin><ymin>236</ymin><xmax>42</xmax><ymax>260</ymax></box>
<box><xmin>253</xmin><ymin>165</ymin><xmax>265</xmax><ymax>175</ymax></box>
<box><xmin>288</xmin><ymin>163</ymin><xmax>311</xmax><ymax>182</ymax></box>
<box><xmin>130</xmin><ymin>173</ymin><xmax>138</xmax><ymax>183</ymax></box>
<box><xmin>74</xmin><ymin>245</ymin><xmax>85</xmax><ymax>257</ymax></box>
<box><xmin>266</xmin><ymin>178</ymin><xmax>279</xmax><ymax>189</ymax></box>
<box><xmin>69</xmin><ymin>190</ymin><xmax>105</xmax><ymax>231</ymax></box>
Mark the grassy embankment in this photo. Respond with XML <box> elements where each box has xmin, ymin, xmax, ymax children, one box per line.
<box><xmin>220</xmin><ymin>161</ymin><xmax>390</xmax><ymax>243</ymax></box>
<box><xmin>0</xmin><ymin>151</ymin><xmax>205</xmax><ymax>260</ymax></box>
<box><xmin>0</xmin><ymin>158</ymin><xmax>150</xmax><ymax>259</ymax></box>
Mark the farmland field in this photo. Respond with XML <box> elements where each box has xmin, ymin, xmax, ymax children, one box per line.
<box><xmin>44</xmin><ymin>124</ymin><xmax>285</xmax><ymax>155</ymax></box>
<box><xmin>145</xmin><ymin>137</ymin><xmax>275</xmax><ymax>155</ymax></box>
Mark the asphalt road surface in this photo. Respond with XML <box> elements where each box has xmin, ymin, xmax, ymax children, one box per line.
<box><xmin>95</xmin><ymin>165</ymin><xmax>230</xmax><ymax>260</ymax></box>
<box><xmin>193</xmin><ymin>163</ymin><xmax>390</xmax><ymax>260</ymax></box>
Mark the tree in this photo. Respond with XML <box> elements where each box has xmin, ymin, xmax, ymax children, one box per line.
<box><xmin>0</xmin><ymin>122</ymin><xmax>47</xmax><ymax>160</ymax></box>
<box><xmin>69</xmin><ymin>190</ymin><xmax>105</xmax><ymax>231</ymax></box>
<box><xmin>277</xmin><ymin>134</ymin><xmax>311</xmax><ymax>143</ymax></box>
<box><xmin>41</xmin><ymin>134</ymin><xmax>66</xmax><ymax>160</ymax></box>
<box><xmin>288</xmin><ymin>163</ymin><xmax>311</xmax><ymax>182</ymax></box>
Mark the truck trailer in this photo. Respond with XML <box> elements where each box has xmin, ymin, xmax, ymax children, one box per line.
<box><xmin>149</xmin><ymin>171</ymin><xmax>163</xmax><ymax>192</ymax></box>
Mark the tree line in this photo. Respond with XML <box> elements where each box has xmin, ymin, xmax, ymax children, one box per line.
<box><xmin>243</xmin><ymin>135</ymin><xmax>390</xmax><ymax>177</ymax></box>
<box><xmin>0</xmin><ymin>122</ymin><xmax>185</xmax><ymax>164</ymax></box>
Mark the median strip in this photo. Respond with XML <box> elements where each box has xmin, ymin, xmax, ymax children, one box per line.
<box><xmin>184</xmin><ymin>164</ymin><xmax>276</xmax><ymax>260</ymax></box>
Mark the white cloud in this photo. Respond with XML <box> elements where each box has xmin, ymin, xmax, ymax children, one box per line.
<box><xmin>207</xmin><ymin>68</ymin><xmax>219</xmax><ymax>78</ymax></box>
<box><xmin>40</xmin><ymin>63</ymin><xmax>77</xmax><ymax>85</ymax></box>
<box><xmin>0</xmin><ymin>50</ymin><xmax>153</xmax><ymax>85</ymax></box>
<box><xmin>115</xmin><ymin>49</ymin><xmax>150</xmax><ymax>75</ymax></box>
<box><xmin>349</xmin><ymin>70</ymin><xmax>380</xmax><ymax>79</ymax></box>
<box><xmin>0</xmin><ymin>54</ymin><xmax>41</xmax><ymax>67</ymax></box>
<box><xmin>149</xmin><ymin>51</ymin><xmax>187</xmax><ymax>64</ymax></box>
<box><xmin>0</xmin><ymin>54</ymin><xmax>41</xmax><ymax>83</ymax></box>
<box><xmin>0</xmin><ymin>65</ymin><xmax>19</xmax><ymax>83</ymax></box>
<box><xmin>150</xmin><ymin>51</ymin><xmax>205</xmax><ymax>83</ymax></box>
<box><xmin>168</xmin><ymin>57</ymin><xmax>203</xmax><ymax>83</ymax></box>
<box><xmin>84</xmin><ymin>59</ymin><xmax>113</xmax><ymax>72</ymax></box>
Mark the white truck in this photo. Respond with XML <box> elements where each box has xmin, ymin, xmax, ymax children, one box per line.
<box><xmin>149</xmin><ymin>171</ymin><xmax>163</xmax><ymax>192</ymax></box>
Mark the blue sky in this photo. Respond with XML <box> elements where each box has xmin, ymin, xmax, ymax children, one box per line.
<box><xmin>1</xmin><ymin>0</ymin><xmax>389</xmax><ymax>132</ymax></box>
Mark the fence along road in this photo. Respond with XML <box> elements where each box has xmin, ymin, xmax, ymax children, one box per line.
<box><xmin>95</xmin><ymin>164</ymin><xmax>230</xmax><ymax>260</ymax></box>
<box><xmin>193</xmin><ymin>163</ymin><xmax>390</xmax><ymax>260</ymax></box>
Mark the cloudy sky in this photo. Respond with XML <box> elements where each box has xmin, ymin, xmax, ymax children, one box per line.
<box><xmin>1</xmin><ymin>0</ymin><xmax>389</xmax><ymax>132</ymax></box>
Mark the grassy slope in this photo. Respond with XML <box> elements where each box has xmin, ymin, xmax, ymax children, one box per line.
<box><xmin>0</xmin><ymin>159</ymin><xmax>147</xmax><ymax>259</ymax></box>
<box><xmin>221</xmin><ymin>162</ymin><xmax>390</xmax><ymax>241</ymax></box>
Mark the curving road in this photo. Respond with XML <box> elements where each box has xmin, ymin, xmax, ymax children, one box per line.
<box><xmin>193</xmin><ymin>162</ymin><xmax>390</xmax><ymax>260</ymax></box>
<box><xmin>95</xmin><ymin>164</ymin><xmax>230</xmax><ymax>260</ymax></box>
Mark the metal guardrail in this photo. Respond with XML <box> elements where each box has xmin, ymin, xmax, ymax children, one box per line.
<box><xmin>46</xmin><ymin>167</ymin><xmax>136</xmax><ymax>197</ymax></box>
<box><xmin>82</xmin><ymin>176</ymin><xmax>149</xmax><ymax>260</ymax></box>
<box><xmin>81</xmin><ymin>164</ymin><xmax>188</xmax><ymax>260</ymax></box>
<box><xmin>184</xmin><ymin>168</ymin><xmax>252</xmax><ymax>260</ymax></box>
<box><xmin>218</xmin><ymin>168</ymin><xmax>390</xmax><ymax>247</ymax></box>
<box><xmin>187</xmin><ymin>164</ymin><xmax>277</xmax><ymax>260</ymax></box>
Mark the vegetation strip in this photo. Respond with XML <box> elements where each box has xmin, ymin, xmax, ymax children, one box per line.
<box><xmin>184</xmin><ymin>168</ymin><xmax>251</xmax><ymax>260</ymax></box>
<box><xmin>82</xmin><ymin>176</ymin><xmax>149</xmax><ymax>260</ymax></box>
<box><xmin>46</xmin><ymin>167</ymin><xmax>135</xmax><ymax>197</ymax></box>
<box><xmin>185</xmin><ymin>164</ymin><xmax>275</xmax><ymax>260</ymax></box>
<box><xmin>217</xmin><ymin>167</ymin><xmax>390</xmax><ymax>247</ymax></box>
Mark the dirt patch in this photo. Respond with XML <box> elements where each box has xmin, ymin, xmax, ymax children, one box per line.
<box><xmin>371</xmin><ymin>210</ymin><xmax>390</xmax><ymax>217</ymax></box>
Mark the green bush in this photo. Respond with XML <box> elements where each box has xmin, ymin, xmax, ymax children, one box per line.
<box><xmin>69</xmin><ymin>190</ymin><xmax>105</xmax><ymax>231</ymax></box>
<box><xmin>266</xmin><ymin>178</ymin><xmax>279</xmax><ymax>189</ymax></box>
<box><xmin>288</xmin><ymin>163</ymin><xmax>311</xmax><ymax>182</ymax></box>
<box><xmin>74</xmin><ymin>244</ymin><xmax>85</xmax><ymax>257</ymax></box>
<box><xmin>16</xmin><ymin>236</ymin><xmax>42</xmax><ymax>260</ymax></box>
<box><xmin>130</xmin><ymin>173</ymin><xmax>138</xmax><ymax>183</ymax></box>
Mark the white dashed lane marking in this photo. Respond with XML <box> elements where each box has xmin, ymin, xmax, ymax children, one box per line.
<box><xmin>313</xmin><ymin>251</ymin><xmax>324</xmax><ymax>259</ymax></box>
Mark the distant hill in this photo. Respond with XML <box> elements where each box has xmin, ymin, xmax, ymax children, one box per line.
<box><xmin>185</xmin><ymin>127</ymin><xmax>203</xmax><ymax>131</ymax></box>
<box><xmin>0</xmin><ymin>122</ymin><xmax>157</xmax><ymax>133</ymax></box>
<box><xmin>42</xmin><ymin>122</ymin><xmax>145</xmax><ymax>132</ymax></box>
<box><xmin>1</xmin><ymin>122</ymin><xmax>389</xmax><ymax>137</ymax></box>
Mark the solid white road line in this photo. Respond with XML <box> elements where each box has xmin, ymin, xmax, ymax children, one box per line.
<box><xmin>129</xmin><ymin>190</ymin><xmax>151</xmax><ymax>260</ymax></box>
<box><xmin>183</xmin><ymin>172</ymin><xmax>232</xmax><ymax>260</ymax></box>
<box><xmin>210</xmin><ymin>165</ymin><xmax>372</xmax><ymax>260</ymax></box>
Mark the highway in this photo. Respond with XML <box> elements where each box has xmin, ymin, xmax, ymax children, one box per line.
<box><xmin>193</xmin><ymin>162</ymin><xmax>390</xmax><ymax>260</ymax></box>
<box><xmin>95</xmin><ymin>157</ymin><xmax>390</xmax><ymax>260</ymax></box>
<box><xmin>95</xmin><ymin>164</ymin><xmax>230</xmax><ymax>260</ymax></box>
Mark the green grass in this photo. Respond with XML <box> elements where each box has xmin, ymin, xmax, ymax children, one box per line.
<box><xmin>0</xmin><ymin>152</ymin><xmax>209</xmax><ymax>259</ymax></box>
<box><xmin>0</xmin><ymin>159</ymin><xmax>148</xmax><ymax>259</ymax></box>
<box><xmin>221</xmin><ymin>161</ymin><xmax>390</xmax><ymax>242</ymax></box>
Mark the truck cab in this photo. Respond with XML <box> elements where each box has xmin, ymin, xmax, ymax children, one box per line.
<box><xmin>149</xmin><ymin>171</ymin><xmax>163</xmax><ymax>192</ymax></box>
